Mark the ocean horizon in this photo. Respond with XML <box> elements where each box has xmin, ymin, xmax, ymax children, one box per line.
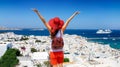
<box><xmin>0</xmin><ymin>29</ymin><xmax>120</xmax><ymax>49</ymax></box>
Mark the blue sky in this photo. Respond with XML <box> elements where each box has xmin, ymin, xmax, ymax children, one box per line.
<box><xmin>0</xmin><ymin>0</ymin><xmax>120</xmax><ymax>29</ymax></box>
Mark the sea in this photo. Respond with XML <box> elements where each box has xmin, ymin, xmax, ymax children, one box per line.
<box><xmin>0</xmin><ymin>29</ymin><xmax>120</xmax><ymax>49</ymax></box>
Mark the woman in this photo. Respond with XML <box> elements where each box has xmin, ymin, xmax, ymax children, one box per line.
<box><xmin>33</xmin><ymin>8</ymin><xmax>79</xmax><ymax>67</ymax></box>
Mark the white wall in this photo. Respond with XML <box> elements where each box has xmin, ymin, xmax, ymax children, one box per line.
<box><xmin>0</xmin><ymin>44</ymin><xmax>7</xmax><ymax>57</ymax></box>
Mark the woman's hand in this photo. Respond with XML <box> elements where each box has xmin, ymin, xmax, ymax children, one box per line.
<box><xmin>75</xmin><ymin>11</ymin><xmax>80</xmax><ymax>15</ymax></box>
<box><xmin>32</xmin><ymin>8</ymin><xmax>51</xmax><ymax>32</ymax></box>
<box><xmin>32</xmin><ymin>8</ymin><xmax>38</xmax><ymax>13</ymax></box>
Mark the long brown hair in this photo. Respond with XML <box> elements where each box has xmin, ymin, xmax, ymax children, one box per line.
<box><xmin>50</xmin><ymin>28</ymin><xmax>59</xmax><ymax>39</ymax></box>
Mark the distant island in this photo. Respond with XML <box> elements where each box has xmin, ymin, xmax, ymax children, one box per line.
<box><xmin>0</xmin><ymin>26</ymin><xmax>22</xmax><ymax>30</ymax></box>
<box><xmin>30</xmin><ymin>28</ymin><xmax>44</xmax><ymax>31</ymax></box>
<box><xmin>0</xmin><ymin>26</ymin><xmax>45</xmax><ymax>30</ymax></box>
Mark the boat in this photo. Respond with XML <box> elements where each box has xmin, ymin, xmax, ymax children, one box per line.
<box><xmin>96</xmin><ymin>29</ymin><xmax>112</xmax><ymax>34</ymax></box>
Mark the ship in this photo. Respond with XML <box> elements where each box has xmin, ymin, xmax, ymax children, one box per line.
<box><xmin>96</xmin><ymin>29</ymin><xmax>112</xmax><ymax>34</ymax></box>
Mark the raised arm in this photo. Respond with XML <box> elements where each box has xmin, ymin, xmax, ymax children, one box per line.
<box><xmin>61</xmin><ymin>11</ymin><xmax>80</xmax><ymax>32</ymax></box>
<box><xmin>32</xmin><ymin>8</ymin><xmax>51</xmax><ymax>31</ymax></box>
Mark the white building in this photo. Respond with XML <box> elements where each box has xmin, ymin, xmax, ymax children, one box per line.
<box><xmin>17</xmin><ymin>57</ymin><xmax>34</xmax><ymax>67</ymax></box>
<box><xmin>31</xmin><ymin>52</ymin><xmax>49</xmax><ymax>65</ymax></box>
<box><xmin>0</xmin><ymin>42</ymin><xmax>12</xmax><ymax>57</ymax></box>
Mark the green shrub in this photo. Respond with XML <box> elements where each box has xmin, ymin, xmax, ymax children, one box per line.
<box><xmin>44</xmin><ymin>61</ymin><xmax>50</xmax><ymax>67</ymax></box>
<box><xmin>64</xmin><ymin>58</ymin><xmax>70</xmax><ymax>62</ymax></box>
<box><xmin>20</xmin><ymin>36</ymin><xmax>29</xmax><ymax>41</ymax></box>
<box><xmin>35</xmin><ymin>40</ymin><xmax>41</xmax><ymax>42</ymax></box>
<box><xmin>31</xmin><ymin>48</ymin><xmax>37</xmax><ymax>53</ymax></box>
<box><xmin>0</xmin><ymin>48</ymin><xmax>19</xmax><ymax>67</ymax></box>
<box><xmin>36</xmin><ymin>64</ymin><xmax>42</xmax><ymax>67</ymax></box>
<box><xmin>15</xmin><ymin>49</ymin><xmax>21</xmax><ymax>56</ymax></box>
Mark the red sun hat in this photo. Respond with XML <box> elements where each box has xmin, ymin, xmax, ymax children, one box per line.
<box><xmin>54</xmin><ymin>17</ymin><xmax>60</xmax><ymax>25</ymax></box>
<box><xmin>59</xmin><ymin>20</ymin><xmax>64</xmax><ymax>29</ymax></box>
<box><xmin>48</xmin><ymin>19</ymin><xmax>55</xmax><ymax>28</ymax></box>
<box><xmin>48</xmin><ymin>17</ymin><xmax>64</xmax><ymax>30</ymax></box>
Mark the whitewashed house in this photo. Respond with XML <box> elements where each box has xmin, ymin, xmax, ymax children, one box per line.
<box><xmin>17</xmin><ymin>57</ymin><xmax>34</xmax><ymax>67</ymax></box>
<box><xmin>31</xmin><ymin>52</ymin><xmax>49</xmax><ymax>65</ymax></box>
<box><xmin>0</xmin><ymin>42</ymin><xmax>12</xmax><ymax>57</ymax></box>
